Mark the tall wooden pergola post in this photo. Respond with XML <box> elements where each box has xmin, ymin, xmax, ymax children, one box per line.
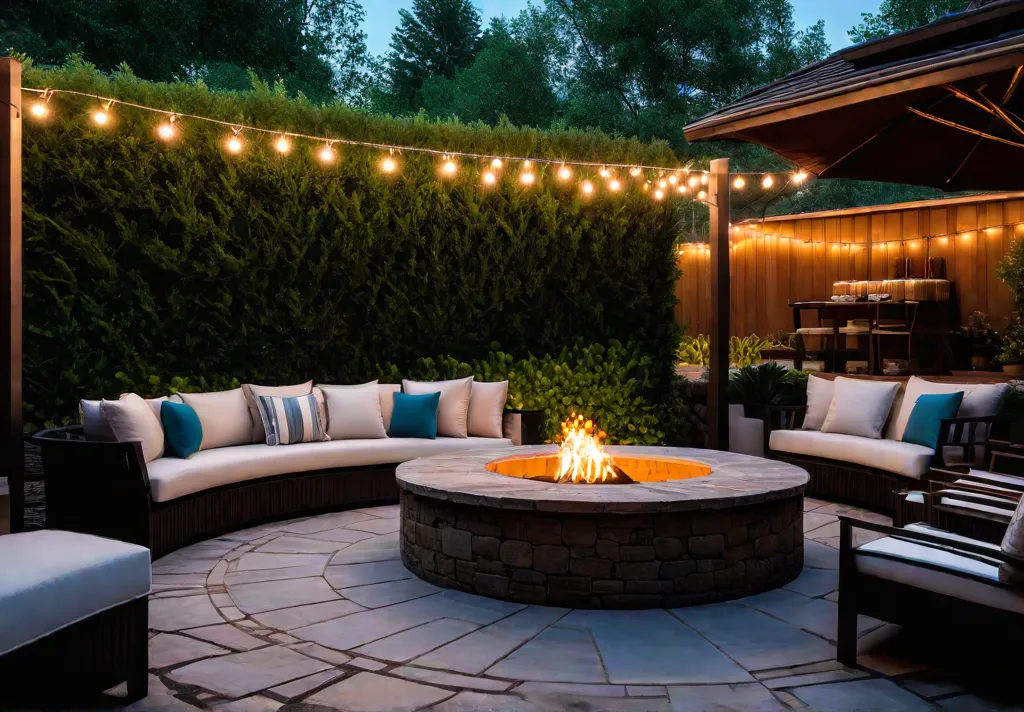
<box><xmin>1</xmin><ymin>58</ymin><xmax>22</xmax><ymax>531</ymax></box>
<box><xmin>707</xmin><ymin>158</ymin><xmax>730</xmax><ymax>451</ymax></box>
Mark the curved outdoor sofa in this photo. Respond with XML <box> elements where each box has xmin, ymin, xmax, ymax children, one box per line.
<box><xmin>33</xmin><ymin>411</ymin><xmax>543</xmax><ymax>559</ymax></box>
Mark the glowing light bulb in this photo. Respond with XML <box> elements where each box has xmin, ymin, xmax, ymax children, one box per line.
<box><xmin>762</xmin><ymin>175</ymin><xmax>774</xmax><ymax>189</ymax></box>
<box><xmin>654</xmin><ymin>189</ymin><xmax>665</xmax><ymax>201</ymax></box>
<box><xmin>226</xmin><ymin>135</ymin><xmax>244</xmax><ymax>154</ymax></box>
<box><xmin>156</xmin><ymin>121</ymin><xmax>176</xmax><ymax>141</ymax></box>
<box><xmin>520</xmin><ymin>171</ymin><xmax>536</xmax><ymax>186</ymax></box>
<box><xmin>732</xmin><ymin>176</ymin><xmax>746</xmax><ymax>190</ymax></box>
<box><xmin>698</xmin><ymin>190</ymin><xmax>707</xmax><ymax>201</ymax></box>
<box><xmin>600</xmin><ymin>167</ymin><xmax>611</xmax><ymax>179</ymax></box>
<box><xmin>92</xmin><ymin>108</ymin><xmax>109</xmax><ymax>126</ymax></box>
<box><xmin>483</xmin><ymin>171</ymin><xmax>497</xmax><ymax>185</ymax></box>
<box><xmin>275</xmin><ymin>136</ymin><xmax>291</xmax><ymax>154</ymax></box>
<box><xmin>30</xmin><ymin>101</ymin><xmax>48</xmax><ymax>118</ymax></box>
<box><xmin>558</xmin><ymin>165</ymin><xmax>572</xmax><ymax>181</ymax></box>
<box><xmin>658</xmin><ymin>179</ymin><xmax>668</xmax><ymax>189</ymax></box>
<box><xmin>381</xmin><ymin>155</ymin><xmax>398</xmax><ymax>173</ymax></box>
<box><xmin>629</xmin><ymin>166</ymin><xmax>641</xmax><ymax>177</ymax></box>
<box><xmin>442</xmin><ymin>158</ymin><xmax>458</xmax><ymax>176</ymax></box>
<box><xmin>700</xmin><ymin>173</ymin><xmax>708</xmax><ymax>185</ymax></box>
<box><xmin>609</xmin><ymin>178</ymin><xmax>622</xmax><ymax>192</ymax></box>
<box><xmin>793</xmin><ymin>170</ymin><xmax>808</xmax><ymax>184</ymax></box>
<box><xmin>688</xmin><ymin>176</ymin><xmax>699</xmax><ymax>188</ymax></box>
<box><xmin>318</xmin><ymin>144</ymin><xmax>336</xmax><ymax>163</ymax></box>
<box><xmin>668</xmin><ymin>174</ymin><xmax>678</xmax><ymax>185</ymax></box>
<box><xmin>491</xmin><ymin>158</ymin><xmax>503</xmax><ymax>170</ymax></box>
<box><xmin>677</xmin><ymin>184</ymin><xmax>687</xmax><ymax>194</ymax></box>
<box><xmin>582</xmin><ymin>180</ymin><xmax>595</xmax><ymax>195</ymax></box>
<box><xmin>522</xmin><ymin>160</ymin><xmax>533</xmax><ymax>171</ymax></box>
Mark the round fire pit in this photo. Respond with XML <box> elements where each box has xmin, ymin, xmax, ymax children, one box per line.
<box><xmin>397</xmin><ymin>446</ymin><xmax>809</xmax><ymax>609</ymax></box>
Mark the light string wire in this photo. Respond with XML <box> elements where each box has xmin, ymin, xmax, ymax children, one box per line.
<box><xmin>19</xmin><ymin>87</ymin><xmax>810</xmax><ymax>180</ymax></box>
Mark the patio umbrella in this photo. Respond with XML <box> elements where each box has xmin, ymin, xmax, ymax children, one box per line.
<box><xmin>683</xmin><ymin>0</ymin><xmax>1024</xmax><ymax>191</ymax></box>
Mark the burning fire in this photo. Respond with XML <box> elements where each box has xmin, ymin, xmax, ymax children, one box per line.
<box><xmin>557</xmin><ymin>414</ymin><xmax>622</xmax><ymax>484</ymax></box>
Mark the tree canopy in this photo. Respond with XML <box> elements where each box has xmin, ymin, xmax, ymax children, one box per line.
<box><xmin>849</xmin><ymin>0</ymin><xmax>966</xmax><ymax>44</ymax></box>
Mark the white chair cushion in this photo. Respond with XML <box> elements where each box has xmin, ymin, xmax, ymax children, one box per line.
<box><xmin>100</xmin><ymin>393</ymin><xmax>166</xmax><ymax>463</ymax></box>
<box><xmin>179</xmin><ymin>388</ymin><xmax>253</xmax><ymax>450</ymax></box>
<box><xmin>319</xmin><ymin>382</ymin><xmax>388</xmax><ymax>440</ymax></box>
<box><xmin>888</xmin><ymin>376</ymin><xmax>1009</xmax><ymax>441</ymax></box>
<box><xmin>855</xmin><ymin>524</ymin><xmax>1024</xmax><ymax>614</ymax></box>
<box><xmin>242</xmin><ymin>381</ymin><xmax>314</xmax><ymax>443</ymax></box>
<box><xmin>769</xmin><ymin>429</ymin><xmax>934</xmax><ymax>478</ymax></box>
<box><xmin>468</xmin><ymin>381</ymin><xmax>508</xmax><ymax>439</ymax></box>
<box><xmin>821</xmin><ymin>377</ymin><xmax>900</xmax><ymax>439</ymax></box>
<box><xmin>801</xmin><ymin>375</ymin><xmax>834</xmax><ymax>431</ymax></box>
<box><xmin>379</xmin><ymin>384</ymin><xmax>401</xmax><ymax>432</ymax></box>
<box><xmin>0</xmin><ymin>530</ymin><xmax>151</xmax><ymax>655</ymax></box>
<box><xmin>403</xmin><ymin>377</ymin><xmax>474</xmax><ymax>438</ymax></box>
<box><xmin>146</xmin><ymin>436</ymin><xmax>513</xmax><ymax>502</ymax></box>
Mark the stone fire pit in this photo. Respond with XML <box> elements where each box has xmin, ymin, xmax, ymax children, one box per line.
<box><xmin>397</xmin><ymin>446</ymin><xmax>809</xmax><ymax>609</ymax></box>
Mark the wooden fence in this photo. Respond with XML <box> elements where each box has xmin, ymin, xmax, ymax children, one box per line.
<box><xmin>675</xmin><ymin>192</ymin><xmax>1024</xmax><ymax>338</ymax></box>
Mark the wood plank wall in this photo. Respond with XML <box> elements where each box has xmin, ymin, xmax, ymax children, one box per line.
<box><xmin>675</xmin><ymin>194</ymin><xmax>1024</xmax><ymax>338</ymax></box>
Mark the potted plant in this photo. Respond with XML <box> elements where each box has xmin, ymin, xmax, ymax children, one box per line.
<box><xmin>1000</xmin><ymin>312</ymin><xmax>1024</xmax><ymax>376</ymax></box>
<box><xmin>676</xmin><ymin>334</ymin><xmax>710</xmax><ymax>380</ymax></box>
<box><xmin>961</xmin><ymin>311</ymin><xmax>999</xmax><ymax>371</ymax></box>
<box><xmin>727</xmin><ymin>363</ymin><xmax>807</xmax><ymax>419</ymax></box>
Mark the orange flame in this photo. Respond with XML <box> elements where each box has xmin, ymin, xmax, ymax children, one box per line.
<box><xmin>557</xmin><ymin>413</ymin><xmax>619</xmax><ymax>484</ymax></box>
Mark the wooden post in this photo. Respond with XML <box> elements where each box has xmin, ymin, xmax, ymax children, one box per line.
<box><xmin>1</xmin><ymin>58</ymin><xmax>22</xmax><ymax>531</ymax></box>
<box><xmin>707</xmin><ymin>158</ymin><xmax>730</xmax><ymax>451</ymax></box>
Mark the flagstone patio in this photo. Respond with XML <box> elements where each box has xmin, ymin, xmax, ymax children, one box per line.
<box><xmin>43</xmin><ymin>500</ymin><xmax>1022</xmax><ymax>712</ymax></box>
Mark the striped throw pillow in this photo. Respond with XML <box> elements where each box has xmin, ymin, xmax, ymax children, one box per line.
<box><xmin>256</xmin><ymin>393</ymin><xmax>329</xmax><ymax>446</ymax></box>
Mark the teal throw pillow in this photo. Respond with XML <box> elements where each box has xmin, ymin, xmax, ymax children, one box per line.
<box><xmin>160</xmin><ymin>400</ymin><xmax>203</xmax><ymax>458</ymax></box>
<box><xmin>390</xmin><ymin>391</ymin><xmax>440</xmax><ymax>439</ymax></box>
<box><xmin>902</xmin><ymin>392</ymin><xmax>964</xmax><ymax>450</ymax></box>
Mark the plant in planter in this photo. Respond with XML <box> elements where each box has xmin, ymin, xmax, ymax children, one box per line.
<box><xmin>727</xmin><ymin>363</ymin><xmax>807</xmax><ymax>419</ymax></box>
<box><xmin>729</xmin><ymin>335</ymin><xmax>775</xmax><ymax>368</ymax></box>
<box><xmin>999</xmin><ymin>312</ymin><xmax>1024</xmax><ymax>375</ymax></box>
<box><xmin>677</xmin><ymin>334</ymin><xmax>711</xmax><ymax>366</ymax></box>
<box><xmin>961</xmin><ymin>311</ymin><xmax>999</xmax><ymax>371</ymax></box>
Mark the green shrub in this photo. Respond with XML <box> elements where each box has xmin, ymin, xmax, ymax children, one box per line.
<box><xmin>20</xmin><ymin>60</ymin><xmax>682</xmax><ymax>431</ymax></box>
<box><xmin>675</xmin><ymin>334</ymin><xmax>774</xmax><ymax>368</ymax></box>
<box><xmin>727</xmin><ymin>363</ymin><xmax>806</xmax><ymax>418</ymax></box>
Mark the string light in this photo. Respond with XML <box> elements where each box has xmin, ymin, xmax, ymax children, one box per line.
<box><xmin>482</xmin><ymin>171</ymin><xmax>497</xmax><ymax>186</ymax></box>
<box><xmin>92</xmin><ymin>99</ymin><xmax>114</xmax><ymax>126</ymax></box>
<box><xmin>30</xmin><ymin>90</ymin><xmax>52</xmax><ymax>119</ymax></box>
<box><xmin>558</xmin><ymin>165</ymin><xmax>572</xmax><ymax>181</ymax></box>
<box><xmin>600</xmin><ymin>167</ymin><xmax>611</xmax><ymax>179</ymax></box>
<box><xmin>226</xmin><ymin>127</ymin><xmax>244</xmax><ymax>154</ymax></box>
<box><xmin>274</xmin><ymin>135</ymin><xmax>291</xmax><ymax>154</ymax></box>
<box><xmin>668</xmin><ymin>174</ymin><xmax>678</xmax><ymax>185</ymax></box>
<box><xmin>318</xmin><ymin>142</ymin><xmax>336</xmax><ymax>164</ymax></box>
<box><xmin>381</xmin><ymin>152</ymin><xmax>398</xmax><ymax>174</ymax></box>
<box><xmin>442</xmin><ymin>155</ymin><xmax>458</xmax><ymax>176</ymax></box>
<box><xmin>793</xmin><ymin>170</ymin><xmax>808</xmax><ymax>184</ymax></box>
<box><xmin>677</xmin><ymin>184</ymin><xmax>687</xmax><ymax>195</ymax></box>
<box><xmin>491</xmin><ymin>158</ymin><xmax>503</xmax><ymax>171</ymax></box>
<box><xmin>629</xmin><ymin>166</ymin><xmax>642</xmax><ymax>177</ymax></box>
<box><xmin>156</xmin><ymin>115</ymin><xmax>177</xmax><ymax>141</ymax></box>
<box><xmin>698</xmin><ymin>190</ymin><xmax>707</xmax><ymax>201</ymax></box>
<box><xmin>732</xmin><ymin>176</ymin><xmax>746</xmax><ymax>190</ymax></box>
<box><xmin>700</xmin><ymin>174</ymin><xmax>708</xmax><ymax>185</ymax></box>
<box><xmin>582</xmin><ymin>180</ymin><xmax>595</xmax><ymax>196</ymax></box>
<box><xmin>520</xmin><ymin>171</ymin><xmax>536</xmax><ymax>186</ymax></box>
<box><xmin>658</xmin><ymin>179</ymin><xmax>668</xmax><ymax>189</ymax></box>
<box><xmin>688</xmin><ymin>176</ymin><xmax>699</xmax><ymax>188</ymax></box>
<box><xmin>609</xmin><ymin>178</ymin><xmax>622</xmax><ymax>192</ymax></box>
<box><xmin>762</xmin><ymin>175</ymin><xmax>775</xmax><ymax>189</ymax></box>
<box><xmin>654</xmin><ymin>189</ymin><xmax>665</xmax><ymax>201</ymax></box>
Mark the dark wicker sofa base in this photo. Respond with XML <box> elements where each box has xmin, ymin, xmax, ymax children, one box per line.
<box><xmin>0</xmin><ymin>596</ymin><xmax>148</xmax><ymax>704</ymax></box>
<box><xmin>773</xmin><ymin>452</ymin><xmax>917</xmax><ymax>515</ymax></box>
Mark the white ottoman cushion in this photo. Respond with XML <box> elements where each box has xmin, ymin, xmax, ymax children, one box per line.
<box><xmin>0</xmin><ymin>530</ymin><xmax>151</xmax><ymax>655</ymax></box>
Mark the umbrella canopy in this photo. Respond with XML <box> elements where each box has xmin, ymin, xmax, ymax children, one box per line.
<box><xmin>683</xmin><ymin>0</ymin><xmax>1024</xmax><ymax>191</ymax></box>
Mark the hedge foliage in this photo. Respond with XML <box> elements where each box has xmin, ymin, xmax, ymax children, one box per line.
<box><xmin>21</xmin><ymin>60</ymin><xmax>681</xmax><ymax>437</ymax></box>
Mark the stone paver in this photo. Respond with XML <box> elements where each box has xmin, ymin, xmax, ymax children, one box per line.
<box><xmin>251</xmin><ymin>599</ymin><xmax>366</xmax><ymax>630</ymax></box>
<box><xmin>150</xmin><ymin>596</ymin><xmax>225</xmax><ymax>631</ymax></box>
<box><xmin>666</xmin><ymin>683</ymin><xmax>786</xmax><ymax>711</ymax></box>
<box><xmin>783</xmin><ymin>567</ymin><xmax>840</xmax><ymax>598</ymax></box>
<box><xmin>186</xmin><ymin>623</ymin><xmax>271</xmax><ymax>651</ymax></box>
<box><xmin>793</xmin><ymin>678</ymin><xmax>933</xmax><ymax>711</ymax></box>
<box><xmin>426</xmin><ymin>691</ymin><xmax>541</xmax><ymax>712</ymax></box>
<box><xmin>740</xmin><ymin>588</ymin><xmax>881</xmax><ymax>642</ymax></box>
<box><xmin>324</xmin><ymin>560</ymin><xmax>415</xmax><ymax>588</ymax></box>
<box><xmin>228</xmin><ymin>578</ymin><xmax>340</xmax><ymax>614</ymax></box>
<box><xmin>254</xmin><ymin>536</ymin><xmax>354</xmax><ymax>555</ymax></box>
<box><xmin>149</xmin><ymin>633</ymin><xmax>229</xmax><ymax>669</ymax></box>
<box><xmin>338</xmin><ymin>578</ymin><xmax>442</xmax><ymax>608</ymax></box>
<box><xmin>235</xmin><ymin>553</ymin><xmax>331</xmax><ymax>571</ymax></box>
<box><xmin>267</xmin><ymin>669</ymin><xmax>346</xmax><ymax>700</ymax></box>
<box><xmin>167</xmin><ymin>645</ymin><xmax>332</xmax><ymax>698</ymax></box>
<box><xmin>353</xmin><ymin>618</ymin><xmax>480</xmax><ymax>662</ymax></box>
<box><xmin>392</xmin><ymin>666</ymin><xmax>514</xmax><ymax>692</ymax></box>
<box><xmin>487</xmin><ymin>625</ymin><xmax>607</xmax><ymax>682</ymax></box>
<box><xmin>308</xmin><ymin>672</ymin><xmax>454</xmax><ymax>712</ymax></box>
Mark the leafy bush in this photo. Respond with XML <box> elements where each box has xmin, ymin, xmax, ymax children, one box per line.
<box><xmin>675</xmin><ymin>334</ymin><xmax>775</xmax><ymax>368</ymax></box>
<box><xmin>727</xmin><ymin>363</ymin><xmax>806</xmax><ymax>418</ymax></box>
<box><xmin>20</xmin><ymin>60</ymin><xmax>681</xmax><ymax>431</ymax></box>
<box><xmin>677</xmin><ymin>334</ymin><xmax>710</xmax><ymax>366</ymax></box>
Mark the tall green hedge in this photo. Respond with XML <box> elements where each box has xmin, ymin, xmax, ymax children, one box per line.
<box><xmin>20</xmin><ymin>60</ymin><xmax>682</xmax><ymax>438</ymax></box>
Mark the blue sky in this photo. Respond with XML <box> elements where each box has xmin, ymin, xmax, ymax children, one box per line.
<box><xmin>361</xmin><ymin>0</ymin><xmax>883</xmax><ymax>57</ymax></box>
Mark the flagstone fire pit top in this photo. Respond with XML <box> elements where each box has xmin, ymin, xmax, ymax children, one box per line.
<box><xmin>395</xmin><ymin>445</ymin><xmax>809</xmax><ymax>515</ymax></box>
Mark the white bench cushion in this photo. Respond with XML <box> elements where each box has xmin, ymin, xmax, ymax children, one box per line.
<box><xmin>855</xmin><ymin>524</ymin><xmax>1024</xmax><ymax>614</ymax></box>
<box><xmin>147</xmin><ymin>437</ymin><xmax>513</xmax><ymax>502</ymax></box>
<box><xmin>769</xmin><ymin>429</ymin><xmax>934</xmax><ymax>478</ymax></box>
<box><xmin>0</xmin><ymin>530</ymin><xmax>151</xmax><ymax>655</ymax></box>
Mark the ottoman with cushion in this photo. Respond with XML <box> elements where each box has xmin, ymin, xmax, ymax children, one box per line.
<box><xmin>0</xmin><ymin>530</ymin><xmax>151</xmax><ymax>703</ymax></box>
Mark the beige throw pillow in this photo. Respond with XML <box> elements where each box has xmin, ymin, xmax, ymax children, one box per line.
<box><xmin>179</xmin><ymin>388</ymin><xmax>252</xmax><ymax>450</ymax></box>
<box><xmin>379</xmin><ymin>384</ymin><xmax>402</xmax><ymax>432</ymax></box>
<box><xmin>821</xmin><ymin>377</ymin><xmax>900</xmax><ymax>439</ymax></box>
<box><xmin>468</xmin><ymin>381</ymin><xmax>508</xmax><ymax>439</ymax></box>
<box><xmin>100</xmin><ymin>393</ymin><xmax>165</xmax><ymax>462</ymax></box>
<box><xmin>81</xmin><ymin>396</ymin><xmax>170</xmax><ymax>442</ymax></box>
<box><xmin>319</xmin><ymin>382</ymin><xmax>388</xmax><ymax>440</ymax></box>
<box><xmin>800</xmin><ymin>376</ymin><xmax>834</xmax><ymax>431</ymax></box>
<box><xmin>402</xmin><ymin>377</ymin><xmax>474</xmax><ymax>438</ymax></box>
<box><xmin>242</xmin><ymin>381</ymin><xmax>314</xmax><ymax>443</ymax></box>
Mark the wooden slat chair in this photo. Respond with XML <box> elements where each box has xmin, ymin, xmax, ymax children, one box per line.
<box><xmin>837</xmin><ymin>512</ymin><xmax>1024</xmax><ymax>674</ymax></box>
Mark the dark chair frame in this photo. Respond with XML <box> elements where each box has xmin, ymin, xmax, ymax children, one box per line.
<box><xmin>837</xmin><ymin>517</ymin><xmax>1024</xmax><ymax>673</ymax></box>
<box><xmin>32</xmin><ymin>411</ymin><xmax>544</xmax><ymax>559</ymax></box>
<box><xmin>0</xmin><ymin>596</ymin><xmax>148</xmax><ymax>704</ymax></box>
<box><xmin>763</xmin><ymin>404</ymin><xmax>996</xmax><ymax>515</ymax></box>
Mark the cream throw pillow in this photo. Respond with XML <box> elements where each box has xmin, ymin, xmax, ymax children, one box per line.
<box><xmin>319</xmin><ymin>382</ymin><xmax>388</xmax><ymax>440</ymax></box>
<box><xmin>468</xmin><ymin>381</ymin><xmax>508</xmax><ymax>439</ymax></box>
<box><xmin>242</xmin><ymin>381</ymin><xmax>314</xmax><ymax>443</ymax></box>
<box><xmin>179</xmin><ymin>388</ymin><xmax>252</xmax><ymax>450</ymax></box>
<box><xmin>379</xmin><ymin>384</ymin><xmax>402</xmax><ymax>432</ymax></box>
<box><xmin>821</xmin><ymin>377</ymin><xmax>900</xmax><ymax>439</ymax></box>
<box><xmin>100</xmin><ymin>393</ymin><xmax>165</xmax><ymax>462</ymax></box>
<box><xmin>402</xmin><ymin>377</ymin><xmax>473</xmax><ymax>438</ymax></box>
<box><xmin>800</xmin><ymin>376</ymin><xmax>834</xmax><ymax>431</ymax></box>
<box><xmin>81</xmin><ymin>396</ymin><xmax>170</xmax><ymax>441</ymax></box>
